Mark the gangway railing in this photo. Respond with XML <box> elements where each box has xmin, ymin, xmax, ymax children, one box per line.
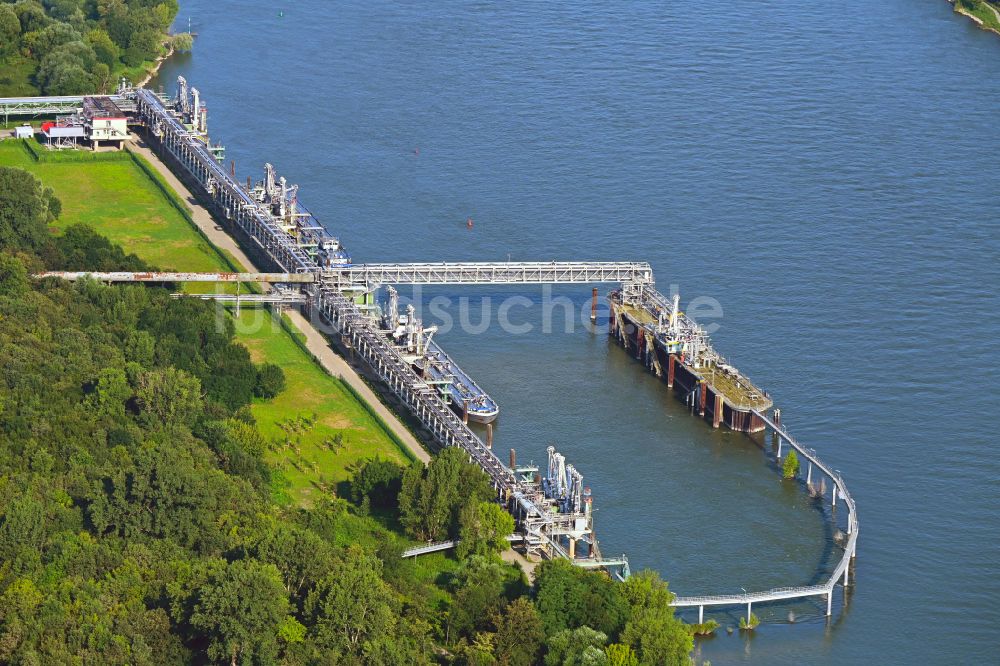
<box><xmin>324</xmin><ymin>261</ymin><xmax>654</xmax><ymax>289</ymax></box>
<box><xmin>0</xmin><ymin>94</ymin><xmax>134</xmax><ymax>120</ymax></box>
<box><xmin>671</xmin><ymin>409</ymin><xmax>858</xmax><ymax>620</ymax></box>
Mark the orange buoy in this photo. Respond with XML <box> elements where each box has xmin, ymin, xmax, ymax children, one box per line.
<box><xmin>466</xmin><ymin>217</ymin><xmax>474</xmax><ymax>229</ymax></box>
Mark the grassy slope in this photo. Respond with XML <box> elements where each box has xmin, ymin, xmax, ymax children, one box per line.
<box><xmin>957</xmin><ymin>0</ymin><xmax>1000</xmax><ymax>32</ymax></box>
<box><xmin>0</xmin><ymin>138</ymin><xmax>408</xmax><ymax>506</ymax></box>
<box><xmin>236</xmin><ymin>308</ymin><xmax>409</xmax><ymax>505</ymax></box>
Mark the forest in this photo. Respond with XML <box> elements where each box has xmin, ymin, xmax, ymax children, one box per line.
<box><xmin>0</xmin><ymin>162</ymin><xmax>694</xmax><ymax>664</ymax></box>
<box><xmin>0</xmin><ymin>0</ymin><xmax>187</xmax><ymax>95</ymax></box>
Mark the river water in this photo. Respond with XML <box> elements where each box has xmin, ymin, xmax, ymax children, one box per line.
<box><xmin>154</xmin><ymin>1</ymin><xmax>1000</xmax><ymax>662</ymax></box>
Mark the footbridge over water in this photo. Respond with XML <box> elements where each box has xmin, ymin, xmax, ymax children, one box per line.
<box><xmin>672</xmin><ymin>408</ymin><xmax>858</xmax><ymax>620</ymax></box>
<box><xmin>322</xmin><ymin>261</ymin><xmax>654</xmax><ymax>291</ymax></box>
<box><xmin>19</xmin><ymin>83</ymin><xmax>859</xmax><ymax>621</ymax></box>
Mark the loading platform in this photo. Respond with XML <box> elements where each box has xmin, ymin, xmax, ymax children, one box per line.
<box><xmin>13</xmin><ymin>82</ymin><xmax>857</xmax><ymax>620</ymax></box>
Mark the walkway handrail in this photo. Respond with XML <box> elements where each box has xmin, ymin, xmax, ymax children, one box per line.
<box><xmin>669</xmin><ymin>410</ymin><xmax>859</xmax><ymax>614</ymax></box>
<box><xmin>324</xmin><ymin>261</ymin><xmax>654</xmax><ymax>288</ymax></box>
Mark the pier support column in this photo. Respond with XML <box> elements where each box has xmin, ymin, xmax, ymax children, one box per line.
<box><xmin>843</xmin><ymin>563</ymin><xmax>849</xmax><ymax>586</ymax></box>
<box><xmin>667</xmin><ymin>354</ymin><xmax>676</xmax><ymax>388</ymax></box>
<box><xmin>746</xmin><ymin>602</ymin><xmax>752</xmax><ymax>625</ymax></box>
<box><xmin>807</xmin><ymin>462</ymin><xmax>812</xmax><ymax>485</ymax></box>
<box><xmin>698</xmin><ymin>606</ymin><xmax>704</xmax><ymax>624</ymax></box>
<box><xmin>568</xmin><ymin>538</ymin><xmax>576</xmax><ymax>559</ymax></box>
<box><xmin>698</xmin><ymin>381</ymin><xmax>707</xmax><ymax>417</ymax></box>
<box><xmin>832</xmin><ymin>483</ymin><xmax>837</xmax><ymax>507</ymax></box>
<box><xmin>462</xmin><ymin>399</ymin><xmax>469</xmax><ymax>425</ymax></box>
<box><xmin>712</xmin><ymin>394</ymin><xmax>723</xmax><ymax>428</ymax></box>
<box><xmin>590</xmin><ymin>288</ymin><xmax>598</xmax><ymax>322</ymax></box>
<box><xmin>777</xmin><ymin>436</ymin><xmax>782</xmax><ymax>459</ymax></box>
<box><xmin>486</xmin><ymin>424</ymin><xmax>493</xmax><ymax>449</ymax></box>
<box><xmin>826</xmin><ymin>592</ymin><xmax>832</xmax><ymax>616</ymax></box>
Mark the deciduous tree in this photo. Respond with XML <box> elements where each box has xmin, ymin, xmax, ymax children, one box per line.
<box><xmin>190</xmin><ymin>559</ymin><xmax>289</xmax><ymax>666</ymax></box>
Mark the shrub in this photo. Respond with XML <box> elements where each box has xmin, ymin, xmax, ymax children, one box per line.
<box><xmin>255</xmin><ymin>363</ymin><xmax>286</xmax><ymax>398</ymax></box>
<box><xmin>782</xmin><ymin>450</ymin><xmax>799</xmax><ymax>480</ymax></box>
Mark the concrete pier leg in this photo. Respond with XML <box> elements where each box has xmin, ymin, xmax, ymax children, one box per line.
<box><xmin>826</xmin><ymin>592</ymin><xmax>832</xmax><ymax>616</ymax></box>
<box><xmin>590</xmin><ymin>287</ymin><xmax>598</xmax><ymax>322</ymax></box>
<box><xmin>746</xmin><ymin>602</ymin><xmax>752</xmax><ymax>625</ymax></box>
<box><xmin>698</xmin><ymin>381</ymin><xmax>707</xmax><ymax>416</ymax></box>
<box><xmin>832</xmin><ymin>483</ymin><xmax>837</xmax><ymax>507</ymax></box>
<box><xmin>667</xmin><ymin>354</ymin><xmax>676</xmax><ymax>388</ymax></box>
<box><xmin>843</xmin><ymin>563</ymin><xmax>849</xmax><ymax>586</ymax></box>
<box><xmin>712</xmin><ymin>394</ymin><xmax>723</xmax><ymax>428</ymax></box>
<box><xmin>568</xmin><ymin>538</ymin><xmax>576</xmax><ymax>559</ymax></box>
<box><xmin>486</xmin><ymin>423</ymin><xmax>493</xmax><ymax>449</ymax></box>
<box><xmin>807</xmin><ymin>462</ymin><xmax>812</xmax><ymax>485</ymax></box>
<box><xmin>777</xmin><ymin>436</ymin><xmax>782</xmax><ymax>459</ymax></box>
<box><xmin>699</xmin><ymin>606</ymin><xmax>704</xmax><ymax>624</ymax></box>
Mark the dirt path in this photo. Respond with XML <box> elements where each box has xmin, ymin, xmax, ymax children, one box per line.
<box><xmin>128</xmin><ymin>138</ymin><xmax>430</xmax><ymax>464</ymax></box>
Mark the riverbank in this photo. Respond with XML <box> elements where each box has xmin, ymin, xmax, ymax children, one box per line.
<box><xmin>951</xmin><ymin>0</ymin><xmax>1000</xmax><ymax>35</ymax></box>
<box><xmin>137</xmin><ymin>43</ymin><xmax>176</xmax><ymax>88</ymax></box>
<box><xmin>125</xmin><ymin>138</ymin><xmax>430</xmax><ymax>465</ymax></box>
<box><xmin>0</xmin><ymin>135</ymin><xmax>429</xmax><ymax>505</ymax></box>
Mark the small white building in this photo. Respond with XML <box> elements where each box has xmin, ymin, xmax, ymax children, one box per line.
<box><xmin>13</xmin><ymin>125</ymin><xmax>33</xmax><ymax>139</ymax></box>
<box><xmin>83</xmin><ymin>97</ymin><xmax>128</xmax><ymax>149</ymax></box>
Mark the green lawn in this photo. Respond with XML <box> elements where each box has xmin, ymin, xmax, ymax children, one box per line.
<box><xmin>0</xmin><ymin>141</ymin><xmax>228</xmax><ymax>279</ymax></box>
<box><xmin>236</xmin><ymin>308</ymin><xmax>408</xmax><ymax>505</ymax></box>
<box><xmin>957</xmin><ymin>0</ymin><xmax>1000</xmax><ymax>32</ymax></box>
<box><xmin>0</xmin><ymin>137</ymin><xmax>412</xmax><ymax>506</ymax></box>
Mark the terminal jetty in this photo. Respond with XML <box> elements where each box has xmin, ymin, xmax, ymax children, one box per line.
<box><xmin>4</xmin><ymin>79</ymin><xmax>858</xmax><ymax>623</ymax></box>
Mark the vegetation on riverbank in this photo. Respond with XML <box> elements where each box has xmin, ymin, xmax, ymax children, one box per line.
<box><xmin>954</xmin><ymin>0</ymin><xmax>1000</xmax><ymax>34</ymax></box>
<box><xmin>0</xmin><ymin>104</ymin><xmax>694</xmax><ymax>661</ymax></box>
<box><xmin>0</xmin><ymin>137</ymin><xmax>412</xmax><ymax>503</ymax></box>
<box><xmin>0</xmin><ymin>0</ymin><xmax>187</xmax><ymax>96</ymax></box>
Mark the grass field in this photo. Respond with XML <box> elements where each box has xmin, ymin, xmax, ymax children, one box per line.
<box><xmin>0</xmin><ymin>140</ymin><xmax>229</xmax><ymax>277</ymax></box>
<box><xmin>0</xmin><ymin>137</ymin><xmax>412</xmax><ymax>506</ymax></box>
<box><xmin>235</xmin><ymin>308</ymin><xmax>408</xmax><ymax>505</ymax></box>
<box><xmin>956</xmin><ymin>0</ymin><xmax>1000</xmax><ymax>32</ymax></box>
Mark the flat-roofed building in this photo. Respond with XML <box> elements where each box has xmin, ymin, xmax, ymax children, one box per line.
<box><xmin>83</xmin><ymin>96</ymin><xmax>127</xmax><ymax>149</ymax></box>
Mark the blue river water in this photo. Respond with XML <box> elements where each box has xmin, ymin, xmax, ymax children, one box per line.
<box><xmin>155</xmin><ymin>1</ymin><xmax>1000</xmax><ymax>662</ymax></box>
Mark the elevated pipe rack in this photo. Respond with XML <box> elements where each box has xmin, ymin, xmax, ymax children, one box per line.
<box><xmin>19</xmin><ymin>85</ymin><xmax>858</xmax><ymax>616</ymax></box>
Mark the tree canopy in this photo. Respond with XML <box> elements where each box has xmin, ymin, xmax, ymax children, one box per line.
<box><xmin>1</xmin><ymin>0</ymin><xmax>181</xmax><ymax>94</ymax></box>
<box><xmin>0</xmin><ymin>164</ymin><xmax>693</xmax><ymax>664</ymax></box>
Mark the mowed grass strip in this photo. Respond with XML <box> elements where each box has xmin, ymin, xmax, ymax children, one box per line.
<box><xmin>0</xmin><ymin>141</ymin><xmax>228</xmax><ymax>280</ymax></box>
<box><xmin>0</xmin><ymin>138</ymin><xmax>408</xmax><ymax>505</ymax></box>
<box><xmin>234</xmin><ymin>309</ymin><xmax>407</xmax><ymax>505</ymax></box>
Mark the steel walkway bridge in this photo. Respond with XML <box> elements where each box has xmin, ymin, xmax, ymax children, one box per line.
<box><xmin>671</xmin><ymin>408</ymin><xmax>858</xmax><ymax>621</ymax></box>
<box><xmin>28</xmin><ymin>84</ymin><xmax>857</xmax><ymax>617</ymax></box>
<box><xmin>0</xmin><ymin>93</ymin><xmax>135</xmax><ymax>122</ymax></box>
<box><xmin>37</xmin><ymin>262</ymin><xmax>652</xmax><ymax>288</ymax></box>
<box><xmin>323</xmin><ymin>261</ymin><xmax>654</xmax><ymax>290</ymax></box>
